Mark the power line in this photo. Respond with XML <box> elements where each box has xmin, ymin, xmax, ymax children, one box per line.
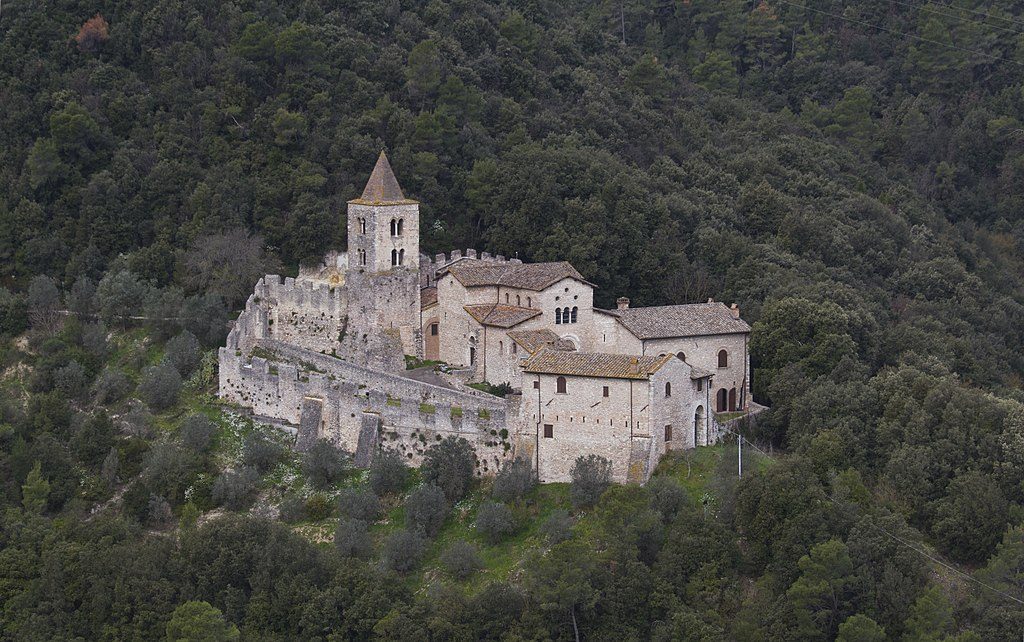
<box><xmin>717</xmin><ymin>423</ymin><xmax>1024</xmax><ymax>607</ymax></box>
<box><xmin>773</xmin><ymin>0</ymin><xmax>1024</xmax><ymax>66</ymax></box>
<box><xmin>885</xmin><ymin>0</ymin><xmax>1024</xmax><ymax>36</ymax></box>
<box><xmin>927</xmin><ymin>0</ymin><xmax>1024</xmax><ymax>30</ymax></box>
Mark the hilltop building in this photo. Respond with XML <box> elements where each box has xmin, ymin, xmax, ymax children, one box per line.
<box><xmin>219</xmin><ymin>152</ymin><xmax>752</xmax><ymax>483</ymax></box>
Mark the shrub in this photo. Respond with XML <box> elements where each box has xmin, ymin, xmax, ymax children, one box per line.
<box><xmin>147</xmin><ymin>494</ymin><xmax>173</xmax><ymax>529</ymax></box>
<box><xmin>405</xmin><ymin>484</ymin><xmax>448</xmax><ymax>537</ymax></box>
<box><xmin>71</xmin><ymin>411</ymin><xmax>115</xmax><ymax>467</ymax></box>
<box><xmin>440</xmin><ymin>540</ymin><xmax>483</xmax><ymax>580</ymax></box>
<box><xmin>278</xmin><ymin>493</ymin><xmax>305</xmax><ymax>523</ymax></box>
<box><xmin>337</xmin><ymin>487</ymin><xmax>381</xmax><ymax>522</ymax></box>
<box><xmin>648</xmin><ymin>476</ymin><xmax>691</xmax><ymax>523</ymax></box>
<box><xmin>475</xmin><ymin>501</ymin><xmax>516</xmax><ymax>544</ymax></box>
<box><xmin>179</xmin><ymin>414</ymin><xmax>216</xmax><ymax>452</ymax></box>
<box><xmin>540</xmin><ymin>509</ymin><xmax>574</xmax><ymax>543</ymax></box>
<box><xmin>304</xmin><ymin>493</ymin><xmax>332</xmax><ymax>521</ymax></box>
<box><xmin>570</xmin><ymin>454</ymin><xmax>613</xmax><ymax>509</ymax></box>
<box><xmin>303</xmin><ymin>438</ymin><xmax>348</xmax><ymax>489</ymax></box>
<box><xmin>93</xmin><ymin>367</ymin><xmax>131</xmax><ymax>405</ymax></box>
<box><xmin>335</xmin><ymin>518</ymin><xmax>373</xmax><ymax>559</ymax></box>
<box><xmin>369</xmin><ymin>448</ymin><xmax>409</xmax><ymax>496</ymax></box>
<box><xmin>421</xmin><ymin>436</ymin><xmax>476</xmax><ymax>502</ymax></box>
<box><xmin>80</xmin><ymin>322</ymin><xmax>108</xmax><ymax>359</ymax></box>
<box><xmin>382</xmin><ymin>529</ymin><xmax>425</xmax><ymax>573</ymax></box>
<box><xmin>164</xmin><ymin>330</ymin><xmax>202</xmax><ymax>376</ymax></box>
<box><xmin>241</xmin><ymin>434</ymin><xmax>283</xmax><ymax>473</ymax></box>
<box><xmin>492</xmin><ymin>457</ymin><xmax>535</xmax><ymax>503</ymax></box>
<box><xmin>54</xmin><ymin>360</ymin><xmax>88</xmax><ymax>401</ymax></box>
<box><xmin>137</xmin><ymin>361</ymin><xmax>182</xmax><ymax>411</ymax></box>
<box><xmin>212</xmin><ymin>467</ymin><xmax>259</xmax><ymax>510</ymax></box>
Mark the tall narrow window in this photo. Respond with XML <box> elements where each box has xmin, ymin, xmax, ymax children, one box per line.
<box><xmin>512</xmin><ymin>343</ymin><xmax>517</xmax><ymax>354</ymax></box>
<box><xmin>398</xmin><ymin>249</ymin><xmax>405</xmax><ymax>265</ymax></box>
<box><xmin>718</xmin><ymin>350</ymin><xmax>728</xmax><ymax>368</ymax></box>
<box><xmin>391</xmin><ymin>249</ymin><xmax>398</xmax><ymax>266</ymax></box>
<box><xmin>499</xmin><ymin>341</ymin><xmax>504</xmax><ymax>355</ymax></box>
<box><xmin>527</xmin><ymin>297</ymin><xmax>532</xmax><ymax>307</ymax></box>
<box><xmin>561</xmin><ymin>308</ymin><xmax>571</xmax><ymax>324</ymax></box>
<box><xmin>358</xmin><ymin>249</ymin><xmax>366</xmax><ymax>265</ymax></box>
<box><xmin>602</xmin><ymin>386</ymin><xmax>609</xmax><ymax>397</ymax></box>
<box><xmin>390</xmin><ymin>219</ymin><xmax>397</xmax><ymax>236</ymax></box>
<box><xmin>505</xmin><ymin>293</ymin><xmax>510</xmax><ymax>303</ymax></box>
<box><xmin>397</xmin><ymin>219</ymin><xmax>404</xmax><ymax>235</ymax></box>
<box><xmin>359</xmin><ymin>218</ymin><xmax>366</xmax><ymax>234</ymax></box>
<box><xmin>665</xmin><ymin>382</ymin><xmax>671</xmax><ymax>397</ymax></box>
<box><xmin>517</xmin><ymin>295</ymin><xmax>521</xmax><ymax>306</ymax></box>
<box><xmin>555</xmin><ymin>307</ymin><xmax>562</xmax><ymax>324</ymax></box>
<box><xmin>430</xmin><ymin>323</ymin><xmax>438</xmax><ymax>336</ymax></box>
<box><xmin>544</xmin><ymin>424</ymin><xmax>553</xmax><ymax>438</ymax></box>
<box><xmin>556</xmin><ymin>376</ymin><xmax>567</xmax><ymax>394</ymax></box>
<box><xmin>697</xmin><ymin>378</ymin><xmax>703</xmax><ymax>392</ymax></box>
<box><xmin>664</xmin><ymin>425</ymin><xmax>672</xmax><ymax>442</ymax></box>
<box><xmin>571</xmin><ymin>307</ymin><xmax>578</xmax><ymax>323</ymax></box>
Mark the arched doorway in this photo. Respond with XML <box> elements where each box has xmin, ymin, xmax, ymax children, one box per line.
<box><xmin>716</xmin><ymin>388</ymin><xmax>728</xmax><ymax>412</ymax></box>
<box><xmin>469</xmin><ymin>345</ymin><xmax>476</xmax><ymax>366</ymax></box>
<box><xmin>728</xmin><ymin>388</ymin><xmax>737</xmax><ymax>412</ymax></box>
<box><xmin>694</xmin><ymin>405</ymin><xmax>705</xmax><ymax>447</ymax></box>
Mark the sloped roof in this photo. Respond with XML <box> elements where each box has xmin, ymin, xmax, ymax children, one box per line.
<box><xmin>605</xmin><ymin>302</ymin><xmax>751</xmax><ymax>339</ymax></box>
<box><xmin>522</xmin><ymin>348</ymin><xmax>673</xmax><ymax>380</ymax></box>
<box><xmin>349</xmin><ymin>151</ymin><xmax>417</xmax><ymax>205</ymax></box>
<box><xmin>420</xmin><ymin>286</ymin><xmax>437</xmax><ymax>309</ymax></box>
<box><xmin>447</xmin><ymin>261</ymin><xmax>592</xmax><ymax>291</ymax></box>
<box><xmin>507</xmin><ymin>329</ymin><xmax>562</xmax><ymax>354</ymax></box>
<box><xmin>464</xmin><ymin>304</ymin><xmax>542</xmax><ymax>329</ymax></box>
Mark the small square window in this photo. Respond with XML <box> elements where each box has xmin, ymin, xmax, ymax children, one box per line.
<box><xmin>430</xmin><ymin>323</ymin><xmax>438</xmax><ymax>336</ymax></box>
<box><xmin>544</xmin><ymin>424</ymin><xmax>553</xmax><ymax>438</ymax></box>
<box><xmin>602</xmin><ymin>386</ymin><xmax>609</xmax><ymax>397</ymax></box>
<box><xmin>533</xmin><ymin>381</ymin><xmax>540</xmax><ymax>389</ymax></box>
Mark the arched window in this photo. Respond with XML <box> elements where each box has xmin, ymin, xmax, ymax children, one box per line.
<box><xmin>499</xmin><ymin>340</ymin><xmax>504</xmax><ymax>355</ymax></box>
<box><xmin>561</xmin><ymin>308</ymin><xmax>571</xmax><ymax>324</ymax></box>
<box><xmin>397</xmin><ymin>219</ymin><xmax>404</xmax><ymax>236</ymax></box>
<box><xmin>718</xmin><ymin>350</ymin><xmax>728</xmax><ymax>368</ymax></box>
<box><xmin>665</xmin><ymin>382</ymin><xmax>671</xmax><ymax>397</ymax></box>
<box><xmin>556</xmin><ymin>376</ymin><xmax>567</xmax><ymax>394</ymax></box>
<box><xmin>527</xmin><ymin>297</ymin><xmax>532</xmax><ymax>307</ymax></box>
<box><xmin>516</xmin><ymin>295</ymin><xmax>521</xmax><ymax>306</ymax></box>
<box><xmin>570</xmin><ymin>307</ymin><xmax>578</xmax><ymax>323</ymax></box>
<box><xmin>391</xmin><ymin>249</ymin><xmax>398</xmax><ymax>266</ymax></box>
<box><xmin>398</xmin><ymin>249</ymin><xmax>405</xmax><ymax>265</ymax></box>
<box><xmin>716</xmin><ymin>389</ymin><xmax>728</xmax><ymax>412</ymax></box>
<box><xmin>511</xmin><ymin>342</ymin><xmax>517</xmax><ymax>354</ymax></box>
<box><xmin>505</xmin><ymin>293</ymin><xmax>509</xmax><ymax>303</ymax></box>
<box><xmin>555</xmin><ymin>307</ymin><xmax>562</xmax><ymax>324</ymax></box>
<box><xmin>358</xmin><ymin>218</ymin><xmax>366</xmax><ymax>234</ymax></box>
<box><xmin>358</xmin><ymin>249</ymin><xmax>366</xmax><ymax>266</ymax></box>
<box><xmin>469</xmin><ymin>345</ymin><xmax>476</xmax><ymax>365</ymax></box>
<box><xmin>677</xmin><ymin>351</ymin><xmax>685</xmax><ymax>361</ymax></box>
<box><xmin>389</xmin><ymin>219</ymin><xmax>397</xmax><ymax>236</ymax></box>
<box><xmin>728</xmin><ymin>388</ymin><xmax>737</xmax><ymax>412</ymax></box>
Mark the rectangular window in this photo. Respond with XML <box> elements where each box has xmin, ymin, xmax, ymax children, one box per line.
<box><xmin>544</xmin><ymin>424</ymin><xmax>553</xmax><ymax>438</ymax></box>
<box><xmin>697</xmin><ymin>379</ymin><xmax>703</xmax><ymax>391</ymax></box>
<box><xmin>533</xmin><ymin>380</ymin><xmax>540</xmax><ymax>389</ymax></box>
<box><xmin>665</xmin><ymin>425</ymin><xmax>672</xmax><ymax>442</ymax></box>
<box><xmin>602</xmin><ymin>386</ymin><xmax>609</xmax><ymax>397</ymax></box>
<box><xmin>430</xmin><ymin>323</ymin><xmax>438</xmax><ymax>336</ymax></box>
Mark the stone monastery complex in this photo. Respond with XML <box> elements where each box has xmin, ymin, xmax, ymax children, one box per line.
<box><xmin>219</xmin><ymin>152</ymin><xmax>752</xmax><ymax>483</ymax></box>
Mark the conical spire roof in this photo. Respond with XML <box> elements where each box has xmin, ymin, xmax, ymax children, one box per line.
<box><xmin>355</xmin><ymin>151</ymin><xmax>410</xmax><ymax>204</ymax></box>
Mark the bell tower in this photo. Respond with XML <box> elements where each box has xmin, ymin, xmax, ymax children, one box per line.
<box><xmin>345</xmin><ymin>151</ymin><xmax>422</xmax><ymax>359</ymax></box>
<box><xmin>347</xmin><ymin>151</ymin><xmax>419</xmax><ymax>274</ymax></box>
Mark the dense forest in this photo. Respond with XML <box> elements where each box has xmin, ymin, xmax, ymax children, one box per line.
<box><xmin>2</xmin><ymin>0</ymin><xmax>1024</xmax><ymax>639</ymax></box>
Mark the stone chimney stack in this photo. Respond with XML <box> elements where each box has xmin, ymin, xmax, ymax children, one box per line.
<box><xmin>730</xmin><ymin>303</ymin><xmax>740</xmax><ymax>319</ymax></box>
<box><xmin>629</xmin><ymin>356</ymin><xmax>639</xmax><ymax>374</ymax></box>
<box><xmin>617</xmin><ymin>297</ymin><xmax>630</xmax><ymax>310</ymax></box>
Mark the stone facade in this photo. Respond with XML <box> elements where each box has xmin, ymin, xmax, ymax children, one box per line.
<box><xmin>218</xmin><ymin>152</ymin><xmax>755</xmax><ymax>484</ymax></box>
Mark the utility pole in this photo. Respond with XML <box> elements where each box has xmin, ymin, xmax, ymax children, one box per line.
<box><xmin>737</xmin><ymin>431</ymin><xmax>743</xmax><ymax>478</ymax></box>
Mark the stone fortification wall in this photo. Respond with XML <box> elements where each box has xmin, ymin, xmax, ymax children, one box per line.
<box><xmin>219</xmin><ymin>338</ymin><xmax>516</xmax><ymax>475</ymax></box>
<box><xmin>419</xmin><ymin>249</ymin><xmax>520</xmax><ymax>287</ymax></box>
<box><xmin>225</xmin><ymin>275</ymin><xmax>403</xmax><ymax>373</ymax></box>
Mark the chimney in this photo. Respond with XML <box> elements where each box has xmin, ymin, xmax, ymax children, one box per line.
<box><xmin>629</xmin><ymin>356</ymin><xmax>639</xmax><ymax>374</ymax></box>
<box><xmin>730</xmin><ymin>303</ymin><xmax>740</xmax><ymax>319</ymax></box>
<box><xmin>616</xmin><ymin>297</ymin><xmax>630</xmax><ymax>310</ymax></box>
<box><xmin>707</xmin><ymin>298</ymin><xmax>714</xmax><ymax>303</ymax></box>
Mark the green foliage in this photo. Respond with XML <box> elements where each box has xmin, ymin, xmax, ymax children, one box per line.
<box><xmin>491</xmin><ymin>457</ymin><xmax>535</xmax><ymax>503</ymax></box>
<box><xmin>302</xmin><ymin>439</ymin><xmax>348</xmax><ymax>489</ymax></box>
<box><xmin>335</xmin><ymin>518</ymin><xmax>372</xmax><ymax>559</ymax></box>
<box><xmin>21</xmin><ymin>461</ymin><xmax>49</xmax><ymax>513</ymax></box>
<box><xmin>137</xmin><ymin>362</ymin><xmax>182</xmax><ymax>411</ymax></box>
<box><xmin>440</xmin><ymin>540</ymin><xmax>483</xmax><ymax>580</ymax></box>
<box><xmin>570</xmin><ymin>454</ymin><xmax>612</xmax><ymax>509</ymax></box>
<box><xmin>368</xmin><ymin>448</ymin><xmax>409</xmax><ymax>496</ymax></box>
<box><xmin>421</xmin><ymin>436</ymin><xmax>476</xmax><ymax>502</ymax></box>
<box><xmin>405</xmin><ymin>484</ymin><xmax>448</xmax><ymax>537</ymax></box>
<box><xmin>337</xmin><ymin>487</ymin><xmax>381</xmax><ymax>522</ymax></box>
<box><xmin>165</xmin><ymin>601</ymin><xmax>239</xmax><ymax>642</ymax></box>
<box><xmin>475</xmin><ymin>501</ymin><xmax>516</xmax><ymax>544</ymax></box>
<box><xmin>383</xmin><ymin>529</ymin><xmax>426</xmax><ymax>573</ymax></box>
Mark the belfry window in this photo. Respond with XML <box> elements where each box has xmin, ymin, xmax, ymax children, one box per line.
<box><xmin>358</xmin><ymin>249</ymin><xmax>366</xmax><ymax>266</ymax></box>
<box><xmin>390</xmin><ymin>219</ymin><xmax>397</xmax><ymax>236</ymax></box>
<box><xmin>398</xmin><ymin>249</ymin><xmax>405</xmax><ymax>266</ymax></box>
<box><xmin>391</xmin><ymin>249</ymin><xmax>398</xmax><ymax>266</ymax></box>
<box><xmin>358</xmin><ymin>218</ymin><xmax>366</xmax><ymax>234</ymax></box>
<box><xmin>397</xmin><ymin>219</ymin><xmax>404</xmax><ymax>236</ymax></box>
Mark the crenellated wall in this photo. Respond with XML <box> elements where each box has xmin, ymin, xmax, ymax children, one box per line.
<box><xmin>219</xmin><ymin>338</ymin><xmax>516</xmax><ymax>474</ymax></box>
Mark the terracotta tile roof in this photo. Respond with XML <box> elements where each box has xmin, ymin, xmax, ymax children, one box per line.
<box><xmin>348</xmin><ymin>151</ymin><xmax>418</xmax><ymax>205</ymax></box>
<box><xmin>689</xmin><ymin>366</ymin><xmax>712</xmax><ymax>379</ymax></box>
<box><xmin>604</xmin><ymin>302</ymin><xmax>751</xmax><ymax>339</ymax></box>
<box><xmin>447</xmin><ymin>261</ymin><xmax>593</xmax><ymax>291</ymax></box>
<box><xmin>522</xmin><ymin>348</ymin><xmax>673</xmax><ymax>380</ymax></box>
<box><xmin>464</xmin><ymin>304</ymin><xmax>542</xmax><ymax>329</ymax></box>
<box><xmin>420</xmin><ymin>286</ymin><xmax>437</xmax><ymax>309</ymax></box>
<box><xmin>507</xmin><ymin>329</ymin><xmax>562</xmax><ymax>354</ymax></box>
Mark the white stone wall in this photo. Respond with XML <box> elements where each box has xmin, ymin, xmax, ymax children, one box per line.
<box><xmin>347</xmin><ymin>202</ymin><xmax>420</xmax><ymax>272</ymax></box>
